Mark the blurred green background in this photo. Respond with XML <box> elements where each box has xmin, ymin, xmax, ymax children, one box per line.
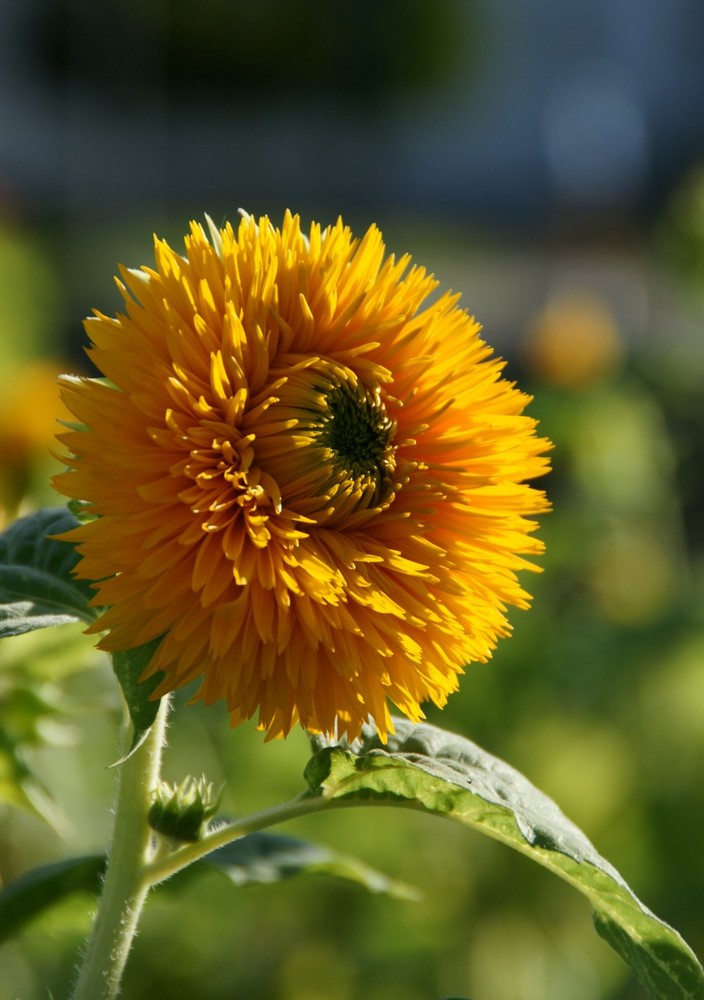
<box><xmin>1</xmin><ymin>3</ymin><xmax>704</xmax><ymax>998</ymax></box>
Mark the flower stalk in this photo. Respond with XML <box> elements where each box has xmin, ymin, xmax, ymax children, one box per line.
<box><xmin>141</xmin><ymin>793</ymin><xmax>346</xmax><ymax>888</ymax></box>
<box><xmin>71</xmin><ymin>695</ymin><xmax>171</xmax><ymax>1000</ymax></box>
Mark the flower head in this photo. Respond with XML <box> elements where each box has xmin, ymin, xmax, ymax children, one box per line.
<box><xmin>148</xmin><ymin>775</ymin><xmax>222</xmax><ymax>842</ymax></box>
<box><xmin>54</xmin><ymin>212</ymin><xmax>550</xmax><ymax>740</ymax></box>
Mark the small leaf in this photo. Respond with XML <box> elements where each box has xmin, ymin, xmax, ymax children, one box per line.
<box><xmin>0</xmin><ymin>508</ymin><xmax>97</xmax><ymax>637</ymax></box>
<box><xmin>111</xmin><ymin>638</ymin><xmax>164</xmax><ymax>761</ymax></box>
<box><xmin>305</xmin><ymin>719</ymin><xmax>704</xmax><ymax>1000</ymax></box>
<box><xmin>0</xmin><ymin>855</ymin><xmax>104</xmax><ymax>944</ymax></box>
<box><xmin>66</xmin><ymin>498</ymin><xmax>98</xmax><ymax>523</ymax></box>
<box><xmin>199</xmin><ymin>831</ymin><xmax>419</xmax><ymax>899</ymax></box>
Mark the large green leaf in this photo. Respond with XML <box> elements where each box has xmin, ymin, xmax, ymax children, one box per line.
<box><xmin>0</xmin><ymin>855</ymin><xmax>103</xmax><ymax>945</ymax></box>
<box><xmin>0</xmin><ymin>508</ymin><xmax>97</xmax><ymax>637</ymax></box>
<box><xmin>0</xmin><ymin>833</ymin><xmax>415</xmax><ymax>943</ymax></box>
<box><xmin>202</xmin><ymin>831</ymin><xmax>418</xmax><ymax>899</ymax></box>
<box><xmin>305</xmin><ymin>719</ymin><xmax>704</xmax><ymax>1000</ymax></box>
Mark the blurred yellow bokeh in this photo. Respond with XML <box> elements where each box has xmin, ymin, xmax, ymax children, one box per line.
<box><xmin>0</xmin><ymin>361</ymin><xmax>74</xmax><ymax>522</ymax></box>
<box><xmin>523</xmin><ymin>292</ymin><xmax>623</xmax><ymax>389</ymax></box>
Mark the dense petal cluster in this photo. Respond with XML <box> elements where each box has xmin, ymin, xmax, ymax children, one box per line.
<box><xmin>54</xmin><ymin>212</ymin><xmax>550</xmax><ymax>740</ymax></box>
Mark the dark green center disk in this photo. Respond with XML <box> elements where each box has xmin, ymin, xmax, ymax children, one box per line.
<box><xmin>316</xmin><ymin>381</ymin><xmax>397</xmax><ymax>504</ymax></box>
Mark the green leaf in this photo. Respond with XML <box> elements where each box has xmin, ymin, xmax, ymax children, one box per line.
<box><xmin>200</xmin><ymin>831</ymin><xmax>419</xmax><ymax>899</ymax></box>
<box><xmin>0</xmin><ymin>834</ymin><xmax>416</xmax><ymax>944</ymax></box>
<box><xmin>305</xmin><ymin>719</ymin><xmax>704</xmax><ymax>1000</ymax></box>
<box><xmin>111</xmin><ymin>638</ymin><xmax>164</xmax><ymax>761</ymax></box>
<box><xmin>0</xmin><ymin>508</ymin><xmax>98</xmax><ymax>637</ymax></box>
<box><xmin>0</xmin><ymin>855</ymin><xmax>103</xmax><ymax>944</ymax></box>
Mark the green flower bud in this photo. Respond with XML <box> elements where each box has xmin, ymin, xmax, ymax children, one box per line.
<box><xmin>148</xmin><ymin>776</ymin><xmax>223</xmax><ymax>842</ymax></box>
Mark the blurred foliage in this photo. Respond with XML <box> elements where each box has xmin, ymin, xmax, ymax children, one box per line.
<box><xmin>0</xmin><ymin>225</ymin><xmax>64</xmax><ymax>370</ymax></box>
<box><xmin>35</xmin><ymin>0</ymin><xmax>468</xmax><ymax>104</ymax></box>
<box><xmin>657</xmin><ymin>166</ymin><xmax>704</xmax><ymax>306</ymax></box>
<box><xmin>1</xmin><ymin>187</ymin><xmax>704</xmax><ymax>998</ymax></box>
<box><xmin>0</xmin><ymin>222</ymin><xmax>72</xmax><ymax>522</ymax></box>
<box><xmin>0</xmin><ymin>628</ymin><xmax>114</xmax><ymax>832</ymax></box>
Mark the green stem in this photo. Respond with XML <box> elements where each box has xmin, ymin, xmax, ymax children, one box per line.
<box><xmin>71</xmin><ymin>696</ymin><xmax>171</xmax><ymax>1000</ymax></box>
<box><xmin>141</xmin><ymin>794</ymin><xmax>346</xmax><ymax>888</ymax></box>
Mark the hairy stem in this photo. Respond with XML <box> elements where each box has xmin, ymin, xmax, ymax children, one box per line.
<box><xmin>71</xmin><ymin>696</ymin><xmax>170</xmax><ymax>1000</ymax></box>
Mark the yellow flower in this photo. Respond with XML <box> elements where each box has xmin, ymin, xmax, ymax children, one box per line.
<box><xmin>54</xmin><ymin>212</ymin><xmax>550</xmax><ymax>740</ymax></box>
